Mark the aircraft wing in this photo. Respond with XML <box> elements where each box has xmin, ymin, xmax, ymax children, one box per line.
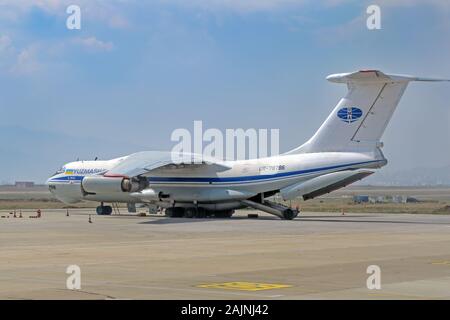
<box><xmin>104</xmin><ymin>151</ymin><xmax>231</xmax><ymax>178</ymax></box>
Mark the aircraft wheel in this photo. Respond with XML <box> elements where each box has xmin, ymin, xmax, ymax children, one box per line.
<box><xmin>165</xmin><ymin>207</ymin><xmax>184</xmax><ymax>218</ymax></box>
<box><xmin>194</xmin><ymin>208</ymin><xmax>206</xmax><ymax>218</ymax></box>
<box><xmin>184</xmin><ymin>208</ymin><xmax>196</xmax><ymax>218</ymax></box>
<box><xmin>165</xmin><ymin>208</ymin><xmax>173</xmax><ymax>217</ymax></box>
<box><xmin>96</xmin><ymin>205</ymin><xmax>112</xmax><ymax>215</ymax></box>
<box><xmin>282</xmin><ymin>208</ymin><xmax>296</xmax><ymax>220</ymax></box>
<box><xmin>224</xmin><ymin>210</ymin><xmax>234</xmax><ymax>218</ymax></box>
<box><xmin>214</xmin><ymin>210</ymin><xmax>234</xmax><ymax>218</ymax></box>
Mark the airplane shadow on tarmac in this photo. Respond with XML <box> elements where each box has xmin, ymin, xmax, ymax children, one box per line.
<box><xmin>139</xmin><ymin>215</ymin><xmax>285</xmax><ymax>224</ymax></box>
<box><xmin>140</xmin><ymin>218</ymin><xmax>218</xmax><ymax>224</ymax></box>
<box><xmin>298</xmin><ymin>216</ymin><xmax>450</xmax><ymax>226</ymax></box>
<box><xmin>139</xmin><ymin>214</ymin><xmax>450</xmax><ymax>225</ymax></box>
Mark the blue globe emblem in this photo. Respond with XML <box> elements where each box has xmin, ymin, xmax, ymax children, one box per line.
<box><xmin>337</xmin><ymin>107</ymin><xmax>363</xmax><ymax>123</ymax></box>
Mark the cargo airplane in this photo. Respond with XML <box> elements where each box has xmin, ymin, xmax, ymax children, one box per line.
<box><xmin>47</xmin><ymin>70</ymin><xmax>449</xmax><ymax>219</ymax></box>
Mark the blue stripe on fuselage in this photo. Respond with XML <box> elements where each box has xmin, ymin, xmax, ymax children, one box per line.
<box><xmin>148</xmin><ymin>160</ymin><xmax>381</xmax><ymax>184</ymax></box>
<box><xmin>47</xmin><ymin>160</ymin><xmax>381</xmax><ymax>185</ymax></box>
<box><xmin>48</xmin><ymin>175</ymin><xmax>84</xmax><ymax>182</ymax></box>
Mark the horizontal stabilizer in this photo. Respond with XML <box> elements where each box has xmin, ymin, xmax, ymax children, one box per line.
<box><xmin>326</xmin><ymin>70</ymin><xmax>450</xmax><ymax>84</ymax></box>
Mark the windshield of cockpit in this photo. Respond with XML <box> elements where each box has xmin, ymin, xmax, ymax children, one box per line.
<box><xmin>52</xmin><ymin>167</ymin><xmax>65</xmax><ymax>176</ymax></box>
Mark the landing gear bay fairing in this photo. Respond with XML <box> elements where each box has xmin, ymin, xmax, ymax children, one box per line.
<box><xmin>47</xmin><ymin>70</ymin><xmax>449</xmax><ymax>219</ymax></box>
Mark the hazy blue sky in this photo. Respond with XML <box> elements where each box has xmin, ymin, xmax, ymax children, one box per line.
<box><xmin>1</xmin><ymin>0</ymin><xmax>450</xmax><ymax>183</ymax></box>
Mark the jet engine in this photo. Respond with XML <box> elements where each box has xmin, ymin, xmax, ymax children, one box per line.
<box><xmin>82</xmin><ymin>176</ymin><xmax>146</xmax><ymax>194</ymax></box>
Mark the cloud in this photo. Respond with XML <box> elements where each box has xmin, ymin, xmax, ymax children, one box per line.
<box><xmin>377</xmin><ymin>0</ymin><xmax>450</xmax><ymax>9</ymax></box>
<box><xmin>0</xmin><ymin>35</ymin><xmax>13</xmax><ymax>53</ymax></box>
<box><xmin>0</xmin><ymin>0</ymin><xmax>311</xmax><ymax>18</ymax></box>
<box><xmin>0</xmin><ymin>34</ymin><xmax>15</xmax><ymax>71</ymax></box>
<box><xmin>377</xmin><ymin>0</ymin><xmax>450</xmax><ymax>25</ymax></box>
<box><xmin>0</xmin><ymin>33</ymin><xmax>114</xmax><ymax>77</ymax></box>
<box><xmin>0</xmin><ymin>0</ymin><xmax>130</xmax><ymax>28</ymax></box>
<box><xmin>1</xmin><ymin>0</ymin><xmax>449</xmax><ymax>21</ymax></box>
<box><xmin>0</xmin><ymin>34</ymin><xmax>43</xmax><ymax>76</ymax></box>
<box><xmin>0</xmin><ymin>0</ymin><xmax>65</xmax><ymax>22</ymax></box>
<box><xmin>312</xmin><ymin>0</ymin><xmax>450</xmax><ymax>46</ymax></box>
<box><xmin>158</xmin><ymin>0</ymin><xmax>308</xmax><ymax>12</ymax></box>
<box><xmin>150</xmin><ymin>0</ymin><xmax>450</xmax><ymax>13</ymax></box>
<box><xmin>314</xmin><ymin>14</ymin><xmax>366</xmax><ymax>45</ymax></box>
<box><xmin>72</xmin><ymin>36</ymin><xmax>114</xmax><ymax>52</ymax></box>
<box><xmin>10</xmin><ymin>46</ymin><xmax>41</xmax><ymax>75</ymax></box>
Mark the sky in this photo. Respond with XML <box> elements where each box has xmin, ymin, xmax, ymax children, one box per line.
<box><xmin>1</xmin><ymin>0</ymin><xmax>450</xmax><ymax>183</ymax></box>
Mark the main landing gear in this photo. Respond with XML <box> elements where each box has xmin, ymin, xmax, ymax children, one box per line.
<box><xmin>241</xmin><ymin>199</ymin><xmax>299</xmax><ymax>220</ymax></box>
<box><xmin>165</xmin><ymin>207</ymin><xmax>234</xmax><ymax>219</ymax></box>
<box><xmin>96</xmin><ymin>203</ymin><xmax>113</xmax><ymax>215</ymax></box>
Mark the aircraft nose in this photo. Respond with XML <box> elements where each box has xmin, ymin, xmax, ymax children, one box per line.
<box><xmin>46</xmin><ymin>177</ymin><xmax>57</xmax><ymax>193</ymax></box>
<box><xmin>46</xmin><ymin>176</ymin><xmax>55</xmax><ymax>186</ymax></box>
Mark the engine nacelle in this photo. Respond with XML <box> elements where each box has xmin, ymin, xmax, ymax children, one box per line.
<box><xmin>120</xmin><ymin>178</ymin><xmax>143</xmax><ymax>192</ymax></box>
<box><xmin>82</xmin><ymin>176</ymin><xmax>143</xmax><ymax>194</ymax></box>
<box><xmin>130</xmin><ymin>189</ymin><xmax>160</xmax><ymax>201</ymax></box>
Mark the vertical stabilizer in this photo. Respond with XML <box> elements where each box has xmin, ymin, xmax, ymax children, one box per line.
<box><xmin>287</xmin><ymin>70</ymin><xmax>449</xmax><ymax>154</ymax></box>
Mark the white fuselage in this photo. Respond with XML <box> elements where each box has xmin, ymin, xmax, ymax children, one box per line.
<box><xmin>47</xmin><ymin>151</ymin><xmax>385</xmax><ymax>205</ymax></box>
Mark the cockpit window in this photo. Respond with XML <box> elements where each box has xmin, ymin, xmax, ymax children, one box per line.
<box><xmin>53</xmin><ymin>167</ymin><xmax>65</xmax><ymax>176</ymax></box>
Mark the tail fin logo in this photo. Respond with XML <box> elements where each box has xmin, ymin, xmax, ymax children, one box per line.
<box><xmin>337</xmin><ymin>107</ymin><xmax>363</xmax><ymax>123</ymax></box>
